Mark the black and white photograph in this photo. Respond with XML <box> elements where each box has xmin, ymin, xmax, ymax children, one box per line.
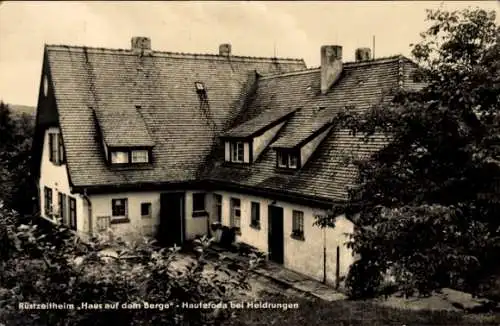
<box><xmin>0</xmin><ymin>1</ymin><xmax>499</xmax><ymax>325</ymax></box>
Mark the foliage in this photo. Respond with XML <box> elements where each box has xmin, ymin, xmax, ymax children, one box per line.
<box><xmin>0</xmin><ymin>204</ymin><xmax>258</xmax><ymax>326</ymax></box>
<box><xmin>325</xmin><ymin>8</ymin><xmax>500</xmax><ymax>298</ymax></box>
<box><xmin>0</xmin><ymin>101</ymin><xmax>36</xmax><ymax>215</ymax></box>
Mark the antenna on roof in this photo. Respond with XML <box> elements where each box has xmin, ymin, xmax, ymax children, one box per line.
<box><xmin>372</xmin><ymin>35</ymin><xmax>376</xmax><ymax>59</ymax></box>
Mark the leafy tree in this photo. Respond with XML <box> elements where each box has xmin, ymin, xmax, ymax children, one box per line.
<box><xmin>0</xmin><ymin>101</ymin><xmax>36</xmax><ymax>215</ymax></box>
<box><xmin>0</xmin><ymin>203</ymin><xmax>258</xmax><ymax>325</ymax></box>
<box><xmin>325</xmin><ymin>8</ymin><xmax>500</xmax><ymax>298</ymax></box>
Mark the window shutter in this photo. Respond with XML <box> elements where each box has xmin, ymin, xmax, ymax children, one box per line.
<box><xmin>243</xmin><ymin>142</ymin><xmax>250</xmax><ymax>163</ymax></box>
<box><xmin>58</xmin><ymin>134</ymin><xmax>65</xmax><ymax>163</ymax></box>
<box><xmin>49</xmin><ymin>134</ymin><xmax>54</xmax><ymax>162</ymax></box>
<box><xmin>224</xmin><ymin>142</ymin><xmax>230</xmax><ymax>161</ymax></box>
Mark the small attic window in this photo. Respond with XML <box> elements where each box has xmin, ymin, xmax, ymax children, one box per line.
<box><xmin>195</xmin><ymin>82</ymin><xmax>205</xmax><ymax>91</ymax></box>
<box><xmin>195</xmin><ymin>81</ymin><xmax>208</xmax><ymax>101</ymax></box>
<box><xmin>277</xmin><ymin>150</ymin><xmax>299</xmax><ymax>170</ymax></box>
<box><xmin>109</xmin><ymin>148</ymin><xmax>151</xmax><ymax>165</ymax></box>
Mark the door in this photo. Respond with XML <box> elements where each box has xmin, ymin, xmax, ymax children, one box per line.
<box><xmin>158</xmin><ymin>192</ymin><xmax>185</xmax><ymax>247</ymax></box>
<box><xmin>268</xmin><ymin>205</ymin><xmax>284</xmax><ymax>264</ymax></box>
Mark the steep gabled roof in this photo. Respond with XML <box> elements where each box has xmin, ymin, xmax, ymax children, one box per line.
<box><xmin>93</xmin><ymin>106</ymin><xmax>154</xmax><ymax>147</ymax></box>
<box><xmin>204</xmin><ymin>56</ymin><xmax>420</xmax><ymax>201</ymax></box>
<box><xmin>43</xmin><ymin>44</ymin><xmax>306</xmax><ymax>187</ymax></box>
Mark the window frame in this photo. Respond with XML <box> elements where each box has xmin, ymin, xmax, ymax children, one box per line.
<box><xmin>214</xmin><ymin>194</ymin><xmax>222</xmax><ymax>223</ymax></box>
<box><xmin>194</xmin><ymin>81</ymin><xmax>208</xmax><ymax>101</ymax></box>
<box><xmin>276</xmin><ymin>149</ymin><xmax>300</xmax><ymax>170</ymax></box>
<box><xmin>291</xmin><ymin>210</ymin><xmax>305</xmax><ymax>240</ymax></box>
<box><xmin>111</xmin><ymin>198</ymin><xmax>129</xmax><ymax>223</ymax></box>
<box><xmin>44</xmin><ymin>186</ymin><xmax>53</xmax><ymax>217</ymax></box>
<box><xmin>48</xmin><ymin>132</ymin><xmax>65</xmax><ymax>165</ymax></box>
<box><xmin>250</xmin><ymin>201</ymin><xmax>260</xmax><ymax>229</ymax></box>
<box><xmin>131</xmin><ymin>150</ymin><xmax>149</xmax><ymax>163</ymax></box>
<box><xmin>230</xmin><ymin>197</ymin><xmax>241</xmax><ymax>229</ymax></box>
<box><xmin>58</xmin><ymin>192</ymin><xmax>66</xmax><ymax>223</ymax></box>
<box><xmin>110</xmin><ymin>151</ymin><xmax>130</xmax><ymax>164</ymax></box>
<box><xmin>230</xmin><ymin>141</ymin><xmax>244</xmax><ymax>163</ymax></box>
<box><xmin>108</xmin><ymin>147</ymin><xmax>152</xmax><ymax>166</ymax></box>
<box><xmin>141</xmin><ymin>202</ymin><xmax>152</xmax><ymax>218</ymax></box>
<box><xmin>192</xmin><ymin>192</ymin><xmax>207</xmax><ymax>217</ymax></box>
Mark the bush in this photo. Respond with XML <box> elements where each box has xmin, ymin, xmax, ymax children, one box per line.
<box><xmin>0</xmin><ymin>205</ymin><xmax>257</xmax><ymax>325</ymax></box>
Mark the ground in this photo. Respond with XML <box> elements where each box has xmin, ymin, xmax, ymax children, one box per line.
<box><xmin>192</xmin><ymin>249</ymin><xmax>500</xmax><ymax>326</ymax></box>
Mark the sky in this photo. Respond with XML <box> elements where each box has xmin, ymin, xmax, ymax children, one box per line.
<box><xmin>0</xmin><ymin>1</ymin><xmax>498</xmax><ymax>107</ymax></box>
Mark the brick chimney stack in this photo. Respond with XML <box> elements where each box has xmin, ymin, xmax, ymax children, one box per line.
<box><xmin>355</xmin><ymin>48</ymin><xmax>372</xmax><ymax>62</ymax></box>
<box><xmin>131</xmin><ymin>37</ymin><xmax>152</xmax><ymax>54</ymax></box>
<box><xmin>219</xmin><ymin>43</ymin><xmax>232</xmax><ymax>56</ymax></box>
<box><xmin>320</xmin><ymin>45</ymin><xmax>343</xmax><ymax>95</ymax></box>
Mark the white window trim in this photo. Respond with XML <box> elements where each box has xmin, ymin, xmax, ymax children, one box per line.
<box><xmin>231</xmin><ymin>142</ymin><xmax>244</xmax><ymax>163</ymax></box>
<box><xmin>111</xmin><ymin>198</ymin><xmax>128</xmax><ymax>219</ymax></box>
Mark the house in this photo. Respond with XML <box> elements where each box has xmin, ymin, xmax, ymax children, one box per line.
<box><xmin>32</xmin><ymin>37</ymin><xmax>421</xmax><ymax>286</ymax></box>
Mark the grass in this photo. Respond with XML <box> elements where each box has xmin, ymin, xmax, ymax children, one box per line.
<box><xmin>227</xmin><ymin>292</ymin><xmax>500</xmax><ymax>326</ymax></box>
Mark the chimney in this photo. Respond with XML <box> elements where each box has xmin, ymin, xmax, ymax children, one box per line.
<box><xmin>355</xmin><ymin>47</ymin><xmax>372</xmax><ymax>62</ymax></box>
<box><xmin>131</xmin><ymin>36</ymin><xmax>152</xmax><ymax>54</ymax></box>
<box><xmin>320</xmin><ymin>45</ymin><xmax>343</xmax><ymax>95</ymax></box>
<box><xmin>219</xmin><ymin>43</ymin><xmax>232</xmax><ymax>56</ymax></box>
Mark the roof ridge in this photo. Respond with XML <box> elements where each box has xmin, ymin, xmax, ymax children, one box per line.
<box><xmin>45</xmin><ymin>44</ymin><xmax>305</xmax><ymax>63</ymax></box>
<box><xmin>259</xmin><ymin>54</ymin><xmax>409</xmax><ymax>80</ymax></box>
<box><xmin>259</xmin><ymin>67</ymin><xmax>319</xmax><ymax>80</ymax></box>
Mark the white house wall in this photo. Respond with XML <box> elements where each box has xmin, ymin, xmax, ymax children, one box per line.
<box><xmin>39</xmin><ymin>127</ymin><xmax>87</xmax><ymax>233</ymax></box>
<box><xmin>212</xmin><ymin>190</ymin><xmax>355</xmax><ymax>285</ymax></box>
<box><xmin>89</xmin><ymin>190</ymin><xmax>212</xmax><ymax>241</ymax></box>
<box><xmin>90</xmin><ymin>191</ymin><xmax>161</xmax><ymax>239</ymax></box>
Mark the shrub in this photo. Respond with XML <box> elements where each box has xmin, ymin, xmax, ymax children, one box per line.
<box><xmin>0</xmin><ymin>205</ymin><xmax>257</xmax><ymax>325</ymax></box>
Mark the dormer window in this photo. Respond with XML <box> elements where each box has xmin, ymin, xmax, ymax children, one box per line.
<box><xmin>276</xmin><ymin>150</ymin><xmax>300</xmax><ymax>170</ymax></box>
<box><xmin>109</xmin><ymin>148</ymin><xmax>152</xmax><ymax>165</ymax></box>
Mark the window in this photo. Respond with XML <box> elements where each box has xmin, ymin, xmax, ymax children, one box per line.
<box><xmin>112</xmin><ymin>198</ymin><xmax>128</xmax><ymax>219</ymax></box>
<box><xmin>292</xmin><ymin>210</ymin><xmax>304</xmax><ymax>239</ymax></box>
<box><xmin>277</xmin><ymin>150</ymin><xmax>299</xmax><ymax>169</ymax></box>
<box><xmin>43</xmin><ymin>75</ymin><xmax>49</xmax><ymax>97</ymax></box>
<box><xmin>109</xmin><ymin>149</ymin><xmax>152</xmax><ymax>165</ymax></box>
<box><xmin>44</xmin><ymin>186</ymin><xmax>52</xmax><ymax>217</ymax></box>
<box><xmin>58</xmin><ymin>135</ymin><xmax>65</xmax><ymax>163</ymax></box>
<box><xmin>192</xmin><ymin>193</ymin><xmax>206</xmax><ymax>217</ymax></box>
<box><xmin>214</xmin><ymin>194</ymin><xmax>222</xmax><ymax>223</ymax></box>
<box><xmin>230</xmin><ymin>142</ymin><xmax>244</xmax><ymax>163</ymax></box>
<box><xmin>195</xmin><ymin>82</ymin><xmax>205</xmax><ymax>91</ymax></box>
<box><xmin>58</xmin><ymin>192</ymin><xmax>66</xmax><ymax>223</ymax></box>
<box><xmin>250</xmin><ymin>202</ymin><xmax>260</xmax><ymax>228</ymax></box>
<box><xmin>111</xmin><ymin>151</ymin><xmax>129</xmax><ymax>164</ymax></box>
<box><xmin>48</xmin><ymin>133</ymin><xmax>65</xmax><ymax>165</ymax></box>
<box><xmin>131</xmin><ymin>150</ymin><xmax>149</xmax><ymax>163</ymax></box>
<box><xmin>69</xmin><ymin>197</ymin><xmax>77</xmax><ymax>230</ymax></box>
<box><xmin>195</xmin><ymin>82</ymin><xmax>207</xmax><ymax>101</ymax></box>
<box><xmin>230</xmin><ymin>198</ymin><xmax>241</xmax><ymax>229</ymax></box>
<box><xmin>278</xmin><ymin>151</ymin><xmax>288</xmax><ymax>168</ymax></box>
<box><xmin>141</xmin><ymin>202</ymin><xmax>152</xmax><ymax>218</ymax></box>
